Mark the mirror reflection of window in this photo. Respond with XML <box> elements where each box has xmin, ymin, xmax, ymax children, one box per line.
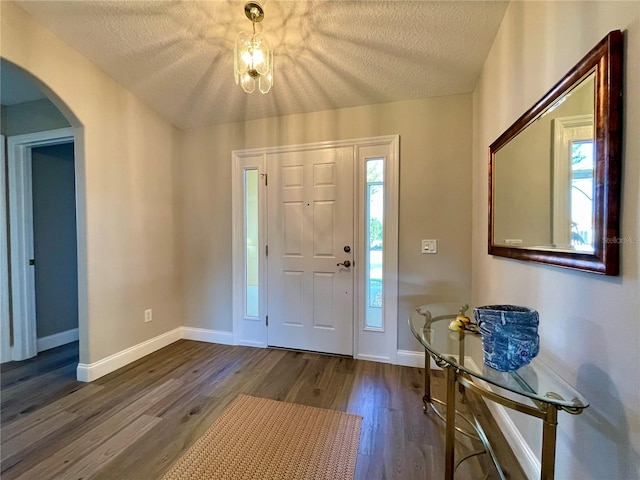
<box><xmin>492</xmin><ymin>72</ymin><xmax>596</xmax><ymax>251</ymax></box>
<box><xmin>551</xmin><ymin>111</ymin><xmax>595</xmax><ymax>252</ymax></box>
<box><xmin>570</xmin><ymin>141</ymin><xmax>594</xmax><ymax>249</ymax></box>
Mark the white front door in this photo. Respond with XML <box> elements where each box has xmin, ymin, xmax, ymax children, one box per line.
<box><xmin>267</xmin><ymin>147</ymin><xmax>354</xmax><ymax>355</ymax></box>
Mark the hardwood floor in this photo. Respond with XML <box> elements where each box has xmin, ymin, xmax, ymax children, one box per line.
<box><xmin>1</xmin><ymin>340</ymin><xmax>526</xmax><ymax>479</ymax></box>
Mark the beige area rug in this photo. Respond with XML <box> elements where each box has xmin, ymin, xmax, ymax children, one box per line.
<box><xmin>162</xmin><ymin>394</ymin><xmax>362</xmax><ymax>480</ymax></box>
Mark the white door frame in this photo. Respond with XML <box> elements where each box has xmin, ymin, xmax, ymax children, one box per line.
<box><xmin>232</xmin><ymin>135</ymin><xmax>399</xmax><ymax>362</ymax></box>
<box><xmin>1</xmin><ymin>134</ymin><xmax>11</xmax><ymax>363</ymax></box>
<box><xmin>353</xmin><ymin>138</ymin><xmax>400</xmax><ymax>364</ymax></box>
<box><xmin>231</xmin><ymin>153</ymin><xmax>267</xmax><ymax>347</ymax></box>
<box><xmin>7</xmin><ymin>127</ymin><xmax>75</xmax><ymax>361</ymax></box>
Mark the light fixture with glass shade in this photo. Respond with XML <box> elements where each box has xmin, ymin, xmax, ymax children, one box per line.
<box><xmin>234</xmin><ymin>2</ymin><xmax>273</xmax><ymax>94</ymax></box>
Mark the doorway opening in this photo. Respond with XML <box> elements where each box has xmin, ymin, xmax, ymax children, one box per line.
<box><xmin>5</xmin><ymin>128</ymin><xmax>78</xmax><ymax>362</ymax></box>
<box><xmin>32</xmin><ymin>142</ymin><xmax>79</xmax><ymax>353</ymax></box>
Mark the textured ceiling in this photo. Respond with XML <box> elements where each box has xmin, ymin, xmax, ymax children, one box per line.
<box><xmin>12</xmin><ymin>1</ymin><xmax>508</xmax><ymax>129</ymax></box>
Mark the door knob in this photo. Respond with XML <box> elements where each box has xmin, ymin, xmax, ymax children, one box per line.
<box><xmin>337</xmin><ymin>260</ymin><xmax>351</xmax><ymax>268</ymax></box>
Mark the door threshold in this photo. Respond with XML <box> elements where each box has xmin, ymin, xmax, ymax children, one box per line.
<box><xmin>267</xmin><ymin>345</ymin><xmax>353</xmax><ymax>359</ymax></box>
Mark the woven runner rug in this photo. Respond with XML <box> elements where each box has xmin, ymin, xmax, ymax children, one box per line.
<box><xmin>162</xmin><ymin>394</ymin><xmax>362</xmax><ymax>480</ymax></box>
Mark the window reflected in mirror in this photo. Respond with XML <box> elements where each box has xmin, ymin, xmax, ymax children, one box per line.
<box><xmin>570</xmin><ymin>140</ymin><xmax>594</xmax><ymax>250</ymax></box>
<box><xmin>493</xmin><ymin>72</ymin><xmax>595</xmax><ymax>252</ymax></box>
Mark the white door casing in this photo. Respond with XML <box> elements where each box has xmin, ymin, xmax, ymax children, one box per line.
<box><xmin>266</xmin><ymin>147</ymin><xmax>354</xmax><ymax>355</ymax></box>
<box><xmin>354</xmin><ymin>140</ymin><xmax>399</xmax><ymax>364</ymax></box>
<box><xmin>1</xmin><ymin>134</ymin><xmax>11</xmax><ymax>363</ymax></box>
<box><xmin>7</xmin><ymin>128</ymin><xmax>75</xmax><ymax>361</ymax></box>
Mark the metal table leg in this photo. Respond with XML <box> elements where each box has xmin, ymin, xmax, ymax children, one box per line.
<box><xmin>423</xmin><ymin>347</ymin><xmax>432</xmax><ymax>411</ymax></box>
<box><xmin>445</xmin><ymin>365</ymin><xmax>457</xmax><ymax>480</ymax></box>
<box><xmin>541</xmin><ymin>406</ymin><xmax>558</xmax><ymax>480</ymax></box>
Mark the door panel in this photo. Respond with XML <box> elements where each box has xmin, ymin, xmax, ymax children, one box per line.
<box><xmin>267</xmin><ymin>147</ymin><xmax>354</xmax><ymax>355</ymax></box>
<box><xmin>282</xmin><ymin>270</ymin><xmax>304</xmax><ymax>326</ymax></box>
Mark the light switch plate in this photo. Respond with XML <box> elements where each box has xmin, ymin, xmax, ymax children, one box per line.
<box><xmin>422</xmin><ymin>239</ymin><xmax>437</xmax><ymax>254</ymax></box>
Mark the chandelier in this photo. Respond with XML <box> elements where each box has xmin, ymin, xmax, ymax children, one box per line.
<box><xmin>234</xmin><ymin>2</ymin><xmax>273</xmax><ymax>94</ymax></box>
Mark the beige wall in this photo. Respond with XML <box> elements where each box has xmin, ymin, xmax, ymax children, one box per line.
<box><xmin>180</xmin><ymin>95</ymin><xmax>473</xmax><ymax>351</ymax></box>
<box><xmin>1</xmin><ymin>2</ymin><xmax>184</xmax><ymax>364</ymax></box>
<box><xmin>472</xmin><ymin>1</ymin><xmax>640</xmax><ymax>478</ymax></box>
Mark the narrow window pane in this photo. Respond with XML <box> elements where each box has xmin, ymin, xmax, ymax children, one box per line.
<box><xmin>570</xmin><ymin>141</ymin><xmax>594</xmax><ymax>249</ymax></box>
<box><xmin>245</xmin><ymin>169</ymin><xmax>259</xmax><ymax>317</ymax></box>
<box><xmin>365</xmin><ymin>159</ymin><xmax>383</xmax><ymax>329</ymax></box>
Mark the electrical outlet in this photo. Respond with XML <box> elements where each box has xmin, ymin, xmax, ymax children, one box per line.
<box><xmin>144</xmin><ymin>309</ymin><xmax>152</xmax><ymax>322</ymax></box>
<box><xmin>421</xmin><ymin>239</ymin><xmax>437</xmax><ymax>254</ymax></box>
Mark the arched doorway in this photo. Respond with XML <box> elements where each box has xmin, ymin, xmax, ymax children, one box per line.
<box><xmin>1</xmin><ymin>58</ymin><xmax>87</xmax><ymax>380</ymax></box>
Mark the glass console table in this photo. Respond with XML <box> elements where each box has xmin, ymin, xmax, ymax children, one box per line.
<box><xmin>409</xmin><ymin>303</ymin><xmax>588</xmax><ymax>480</ymax></box>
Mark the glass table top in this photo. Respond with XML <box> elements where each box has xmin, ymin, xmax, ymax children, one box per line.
<box><xmin>409</xmin><ymin>303</ymin><xmax>589</xmax><ymax>410</ymax></box>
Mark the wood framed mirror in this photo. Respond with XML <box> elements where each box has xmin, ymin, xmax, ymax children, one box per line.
<box><xmin>488</xmin><ymin>30</ymin><xmax>623</xmax><ymax>275</ymax></box>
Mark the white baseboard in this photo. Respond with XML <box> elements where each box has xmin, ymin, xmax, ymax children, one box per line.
<box><xmin>396</xmin><ymin>349</ymin><xmax>427</xmax><ymax>368</ymax></box>
<box><xmin>356</xmin><ymin>353</ymin><xmax>392</xmax><ymax>364</ymax></box>
<box><xmin>37</xmin><ymin>328</ymin><xmax>79</xmax><ymax>352</ymax></box>
<box><xmin>76</xmin><ymin>327</ymin><xmax>235</xmax><ymax>383</ymax></box>
<box><xmin>396</xmin><ymin>349</ymin><xmax>444</xmax><ymax>370</ymax></box>
<box><xmin>181</xmin><ymin>327</ymin><xmax>234</xmax><ymax>345</ymax></box>
<box><xmin>76</xmin><ymin>327</ymin><xmax>182</xmax><ymax>382</ymax></box>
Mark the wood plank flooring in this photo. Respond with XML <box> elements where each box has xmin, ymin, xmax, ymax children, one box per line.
<box><xmin>1</xmin><ymin>340</ymin><xmax>526</xmax><ymax>479</ymax></box>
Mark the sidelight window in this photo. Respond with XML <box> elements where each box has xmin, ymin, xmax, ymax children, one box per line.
<box><xmin>245</xmin><ymin>169</ymin><xmax>259</xmax><ymax>317</ymax></box>
<box><xmin>365</xmin><ymin>159</ymin><xmax>384</xmax><ymax>329</ymax></box>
